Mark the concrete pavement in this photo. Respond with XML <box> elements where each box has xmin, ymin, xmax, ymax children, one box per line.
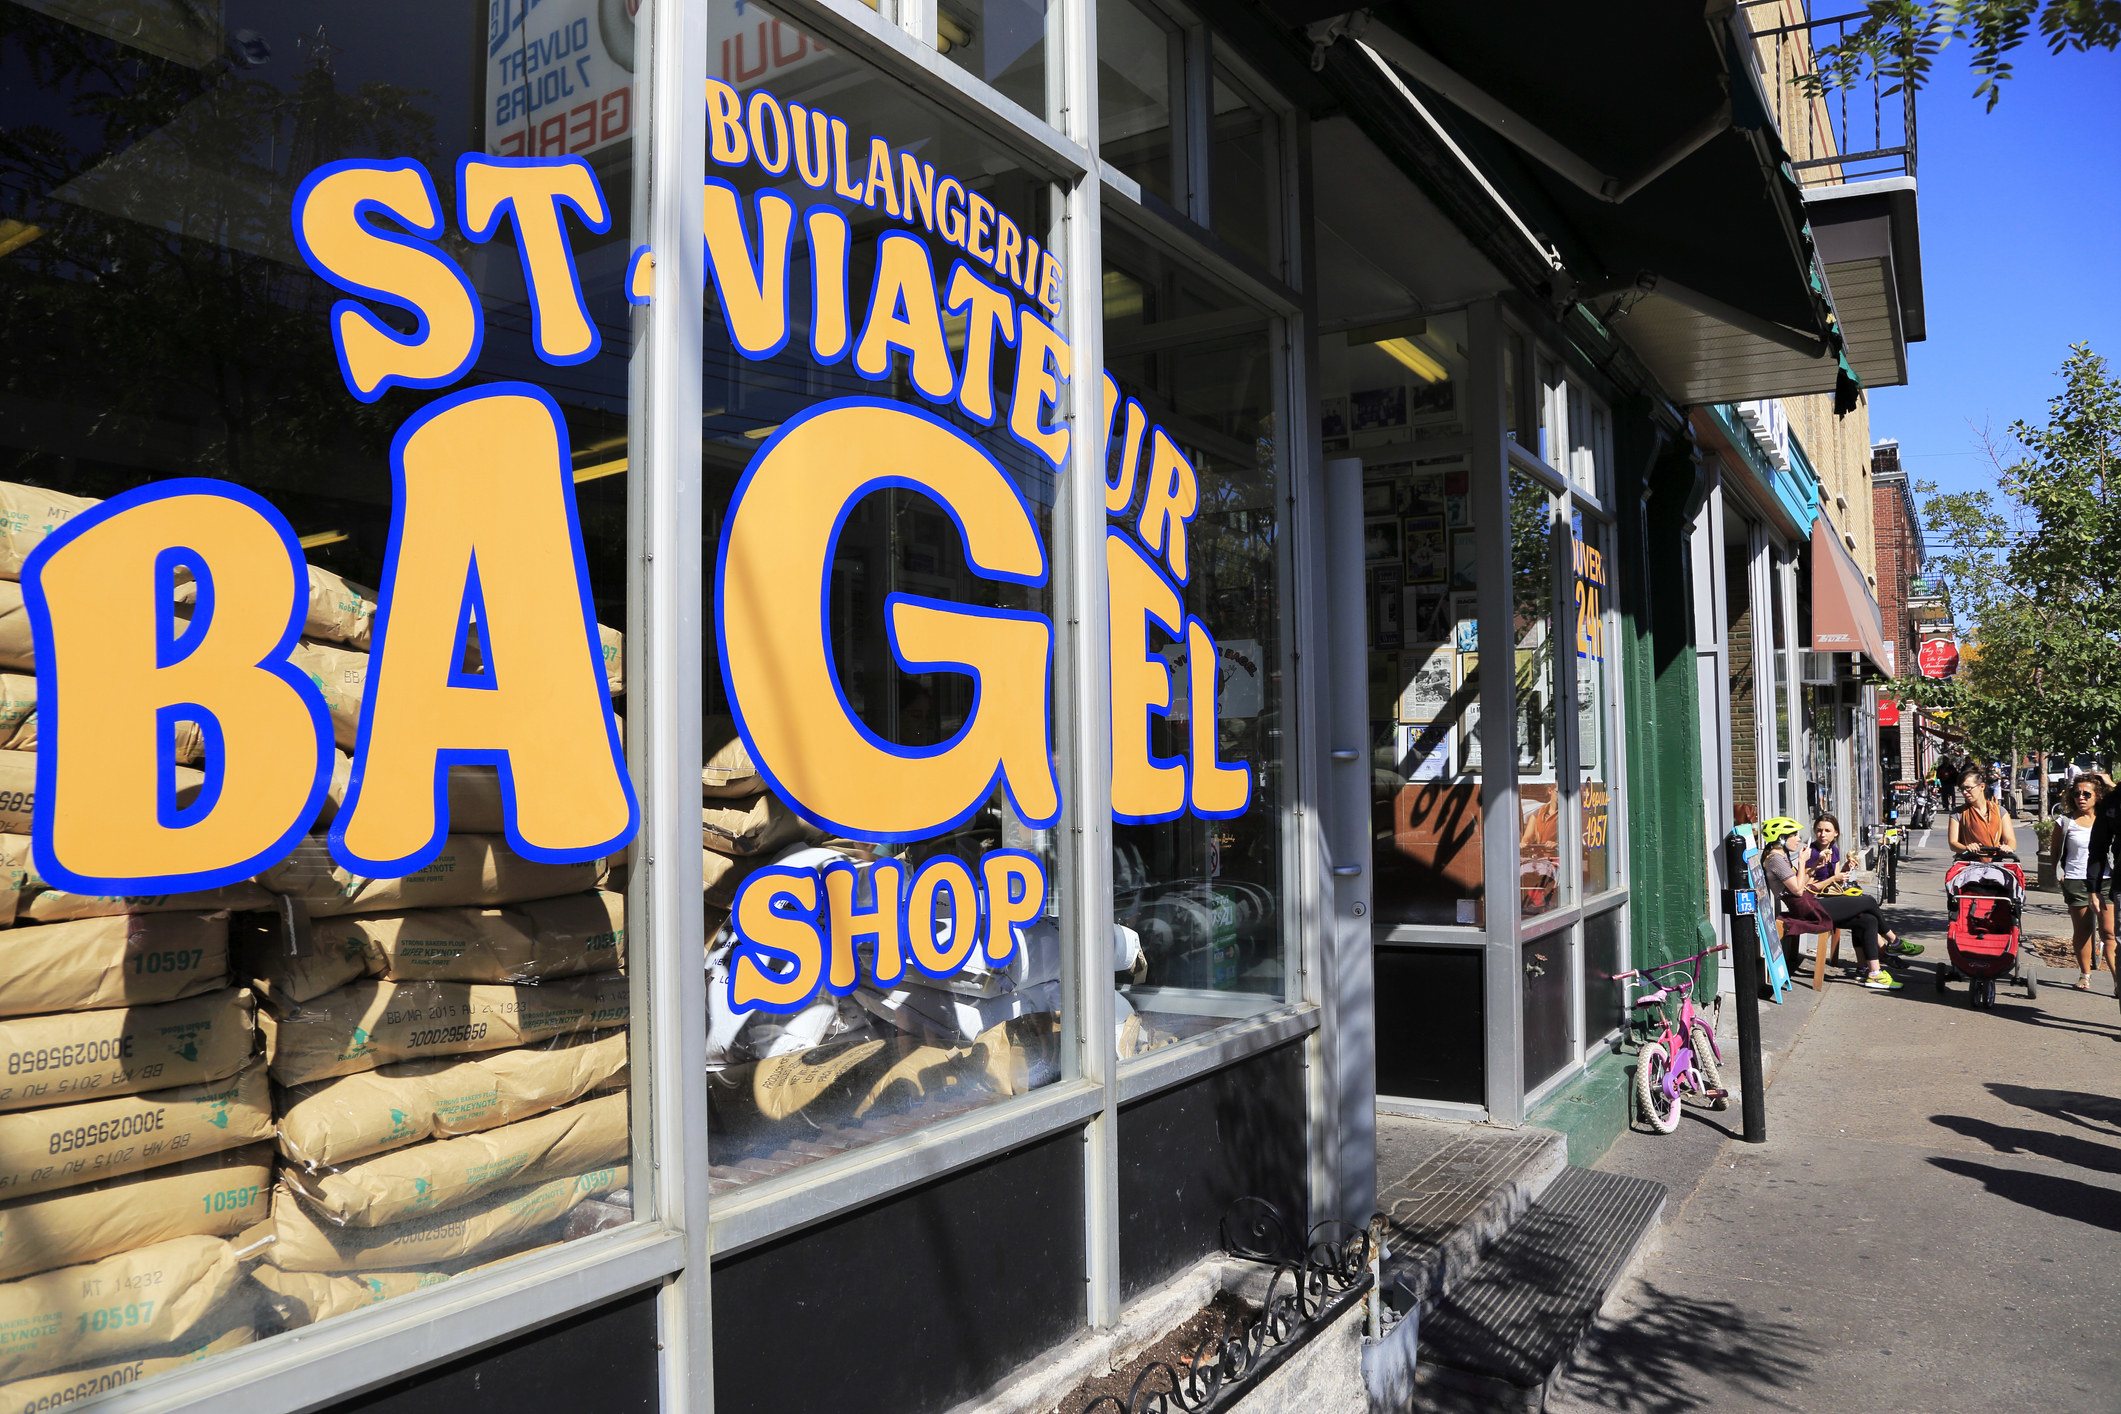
<box><xmin>1548</xmin><ymin>834</ymin><xmax>2121</xmax><ymax>1414</ymax></box>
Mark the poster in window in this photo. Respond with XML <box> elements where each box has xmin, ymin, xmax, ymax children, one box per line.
<box><xmin>1400</xmin><ymin>471</ymin><xmax>1445</xmax><ymax>518</ymax></box>
<box><xmin>1362</xmin><ymin>480</ymin><xmax>1395</xmax><ymax>515</ymax></box>
<box><xmin>1399</xmin><ymin>724</ymin><xmax>1452</xmax><ymax>782</ymax></box>
<box><xmin>1364</xmin><ymin>516</ymin><xmax>1402</xmax><ymax>564</ymax></box>
<box><xmin>1445</xmin><ymin>493</ymin><xmax>1471</xmax><ymax>528</ymax></box>
<box><xmin>1409</xmin><ymin>377</ymin><xmax>1457</xmax><ymax>424</ymax></box>
<box><xmin>1457</xmin><ymin>652</ymin><xmax>1481</xmax><ymax>773</ymax></box>
<box><xmin>1452</xmin><ymin>592</ymin><xmax>1479</xmax><ymax>653</ymax></box>
<box><xmin>1450</xmin><ymin>529</ymin><xmax>1479</xmax><ymax>589</ymax></box>
<box><xmin>1399</xmin><ymin>642</ymin><xmax>1451</xmax><ymax>724</ymax></box>
<box><xmin>1407</xmin><ymin>587</ymin><xmax>1446</xmax><ymax>642</ymax></box>
<box><xmin>1403</xmin><ymin>517</ymin><xmax>1446</xmax><ymax>584</ymax></box>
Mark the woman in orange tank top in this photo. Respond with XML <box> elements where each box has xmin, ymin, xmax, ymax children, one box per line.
<box><xmin>1948</xmin><ymin>774</ymin><xmax>2018</xmax><ymax>855</ymax></box>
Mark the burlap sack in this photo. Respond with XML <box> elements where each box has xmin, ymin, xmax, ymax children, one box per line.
<box><xmin>263</xmin><ymin>973</ymin><xmax>628</xmax><ymax>1086</ymax></box>
<box><xmin>0</xmin><ymin>585</ymin><xmax>28</xmax><ymax>673</ymax></box>
<box><xmin>0</xmin><ymin>679</ymin><xmax>29</xmax><ymax>753</ymax></box>
<box><xmin>0</xmin><ymin>988</ymin><xmax>254</xmax><ymax>1111</ymax></box>
<box><xmin>255</xmin><ymin>835</ymin><xmax>607</xmax><ymax>918</ymax></box>
<box><xmin>0</xmin><ymin>484</ymin><xmax>96</xmax><ymax>583</ymax></box>
<box><xmin>0</xmin><ymin>912</ymin><xmax>228</xmax><ymax>1017</ymax></box>
<box><xmin>0</xmin><ymin>1144</ymin><xmax>271</xmax><ymax>1282</ymax></box>
<box><xmin>600</xmin><ymin>625</ymin><xmax>623</xmax><ymax>697</ymax></box>
<box><xmin>0</xmin><ymin>752</ymin><xmax>205</xmax><ymax>835</ymax></box>
<box><xmin>0</xmin><ymin>1058</ymin><xmax>270</xmax><ymax>1199</ymax></box>
<box><xmin>288</xmin><ymin>640</ymin><xmax>366</xmax><ymax>751</ymax></box>
<box><xmin>0</xmin><ymin>1234</ymin><xmax>245</xmax><ymax>1384</ymax></box>
<box><xmin>701</xmin><ymin>793</ymin><xmax>821</xmax><ymax>857</ymax></box>
<box><xmin>702</xmin><ymin>730</ymin><xmax>760</xmax><ymax>797</ymax></box>
<box><xmin>276</xmin><ymin>1030</ymin><xmax>629</xmax><ymax>1168</ymax></box>
<box><xmin>263</xmin><ymin>1165</ymin><xmax>626</xmax><ymax>1272</ymax></box>
<box><xmin>0</xmin><ymin>1323</ymin><xmax>253</xmax><ymax>1414</ymax></box>
<box><xmin>243</xmin><ymin>890</ymin><xmax>623</xmax><ymax>1005</ymax></box>
<box><xmin>179</xmin><ymin>564</ymin><xmax>374</xmax><ymax>651</ymax></box>
<box><xmin>703</xmin><ymin>848</ymin><xmax>765</xmax><ymax>909</ymax></box>
<box><xmin>282</xmin><ymin>1091</ymin><xmax>627</xmax><ymax>1228</ymax></box>
<box><xmin>250</xmin><ymin>1241</ymin><xmax>559</xmax><ymax>1328</ymax></box>
<box><xmin>321</xmin><ymin>758</ymin><xmax>516</xmax><ymax>834</ymax></box>
<box><xmin>18</xmin><ymin>878</ymin><xmax>275</xmax><ymax>924</ymax></box>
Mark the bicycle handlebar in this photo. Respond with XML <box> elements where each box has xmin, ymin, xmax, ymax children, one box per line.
<box><xmin>1614</xmin><ymin>942</ymin><xmax>1728</xmax><ymax>983</ymax></box>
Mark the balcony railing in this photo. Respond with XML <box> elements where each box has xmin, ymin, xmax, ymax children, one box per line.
<box><xmin>1740</xmin><ymin>3</ymin><xmax>1918</xmax><ymax>189</ymax></box>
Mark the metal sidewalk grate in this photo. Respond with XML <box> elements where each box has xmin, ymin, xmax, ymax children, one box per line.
<box><xmin>1374</xmin><ymin>1120</ymin><xmax>1569</xmax><ymax>1309</ymax></box>
<box><xmin>1416</xmin><ymin>1166</ymin><xmax>1667</xmax><ymax>1392</ymax></box>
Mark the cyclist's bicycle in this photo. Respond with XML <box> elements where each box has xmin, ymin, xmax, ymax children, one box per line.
<box><xmin>1618</xmin><ymin>944</ymin><xmax>1729</xmax><ymax>1134</ymax></box>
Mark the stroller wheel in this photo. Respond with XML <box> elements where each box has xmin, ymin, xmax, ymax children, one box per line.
<box><xmin>2024</xmin><ymin>966</ymin><xmax>2039</xmax><ymax>999</ymax></box>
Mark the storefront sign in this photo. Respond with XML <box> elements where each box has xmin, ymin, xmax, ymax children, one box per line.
<box><xmin>704</xmin><ymin>87</ymin><xmax>1253</xmax><ymax>1012</ymax></box>
<box><xmin>1918</xmin><ymin>637</ymin><xmax>1959</xmax><ymax>679</ymax></box>
<box><xmin>1571</xmin><ymin>515</ymin><xmax>1604</xmax><ymax>662</ymax></box>
<box><xmin>1878</xmin><ymin>698</ymin><xmax>1901</xmax><ymax>727</ymax></box>
<box><xmin>23</xmin><ymin>155</ymin><xmax>640</xmax><ymax>895</ymax></box>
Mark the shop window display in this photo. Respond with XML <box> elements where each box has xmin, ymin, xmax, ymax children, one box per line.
<box><xmin>1324</xmin><ymin>314</ymin><xmax>1481</xmax><ymax>928</ymax></box>
<box><xmin>694</xmin><ymin>7</ymin><xmax>1076</xmax><ymax>1189</ymax></box>
<box><xmin>1511</xmin><ymin>468</ymin><xmax>1563</xmax><ymax>918</ymax></box>
<box><xmin>1102</xmin><ymin>220</ymin><xmax>1288</xmax><ymax>1056</ymax></box>
<box><xmin>1575</xmin><ymin>514</ymin><xmax>1613</xmax><ymax>897</ymax></box>
<box><xmin>0</xmin><ymin>0</ymin><xmax>643</xmax><ymax>1392</ymax></box>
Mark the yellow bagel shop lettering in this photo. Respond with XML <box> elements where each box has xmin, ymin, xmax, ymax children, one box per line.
<box><xmin>22</xmin><ymin>155</ymin><xmax>636</xmax><ymax>898</ymax></box>
<box><xmin>711</xmin><ymin>138</ymin><xmax>1253</xmax><ymax>1012</ymax></box>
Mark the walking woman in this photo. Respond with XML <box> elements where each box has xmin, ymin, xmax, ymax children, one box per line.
<box><xmin>1760</xmin><ymin>817</ymin><xmax>1903</xmax><ymax>990</ymax></box>
<box><xmin>1947</xmin><ymin>774</ymin><xmax>2019</xmax><ymax>856</ymax></box>
<box><xmin>2054</xmin><ymin>777</ymin><xmax>2113</xmax><ymax>990</ymax></box>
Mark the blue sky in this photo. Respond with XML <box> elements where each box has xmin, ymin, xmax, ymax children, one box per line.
<box><xmin>1864</xmin><ymin>42</ymin><xmax>2121</xmax><ymax>506</ymax></box>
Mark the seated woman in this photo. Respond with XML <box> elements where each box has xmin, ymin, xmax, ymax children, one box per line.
<box><xmin>1806</xmin><ymin>815</ymin><xmax>1922</xmax><ymax>958</ymax></box>
<box><xmin>1759</xmin><ymin>817</ymin><xmax>1902</xmax><ymax>990</ymax></box>
<box><xmin>1947</xmin><ymin>774</ymin><xmax>2019</xmax><ymax>857</ymax></box>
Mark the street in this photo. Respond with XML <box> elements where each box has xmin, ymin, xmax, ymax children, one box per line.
<box><xmin>1548</xmin><ymin>837</ymin><xmax>2121</xmax><ymax>1414</ymax></box>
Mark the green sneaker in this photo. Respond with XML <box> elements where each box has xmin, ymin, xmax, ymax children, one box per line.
<box><xmin>1885</xmin><ymin>938</ymin><xmax>1924</xmax><ymax>956</ymax></box>
<box><xmin>1863</xmin><ymin>971</ymin><xmax>1905</xmax><ymax>991</ymax></box>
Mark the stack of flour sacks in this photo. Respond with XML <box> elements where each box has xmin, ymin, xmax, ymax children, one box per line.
<box><xmin>0</xmin><ymin>481</ymin><xmax>632</xmax><ymax>1401</ymax></box>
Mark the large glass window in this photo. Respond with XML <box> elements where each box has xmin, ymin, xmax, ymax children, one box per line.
<box><xmin>1208</xmin><ymin>69</ymin><xmax>1277</xmax><ymax>270</ymax></box>
<box><xmin>1575</xmin><ymin>514</ymin><xmax>1613</xmax><ymax>897</ymax></box>
<box><xmin>697</xmin><ymin>9</ymin><xmax>1073</xmax><ymax>1192</ymax></box>
<box><xmin>1102</xmin><ymin>218</ymin><xmax>1288</xmax><ymax>1057</ymax></box>
<box><xmin>0</xmin><ymin>0</ymin><xmax>644</xmax><ymax>1383</ymax></box>
<box><xmin>934</xmin><ymin>0</ymin><xmax>1049</xmax><ymax>115</ymax></box>
<box><xmin>1097</xmin><ymin>0</ymin><xmax>1183</xmax><ymax>207</ymax></box>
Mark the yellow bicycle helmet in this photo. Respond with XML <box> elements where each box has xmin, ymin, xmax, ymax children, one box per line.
<box><xmin>1760</xmin><ymin>816</ymin><xmax>1803</xmax><ymax>846</ymax></box>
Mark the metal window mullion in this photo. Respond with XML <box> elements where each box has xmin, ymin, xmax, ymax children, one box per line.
<box><xmin>1183</xmin><ymin>17</ymin><xmax>1211</xmax><ymax>225</ymax></box>
<box><xmin>1468</xmin><ymin>299</ymin><xmax>1523</xmax><ymax>1126</ymax></box>
<box><xmin>1053</xmin><ymin>0</ymin><xmax>1120</xmax><ymax>1332</ymax></box>
<box><xmin>1553</xmin><ymin>488</ymin><xmax>1582</xmax><ymax>1063</ymax></box>
<box><xmin>639</xmin><ymin>0</ymin><xmax>712</xmax><ymax>1405</ymax></box>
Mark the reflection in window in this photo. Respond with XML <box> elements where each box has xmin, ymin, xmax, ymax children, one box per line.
<box><xmin>0</xmin><ymin>0</ymin><xmax>641</xmax><ymax>1376</ymax></box>
<box><xmin>1098</xmin><ymin>0</ymin><xmax>1182</xmax><ymax>206</ymax></box>
<box><xmin>696</xmin><ymin>11</ymin><xmax>1067</xmax><ymax>1193</ymax></box>
<box><xmin>1210</xmin><ymin>71</ymin><xmax>1277</xmax><ymax>269</ymax></box>
<box><xmin>1103</xmin><ymin>222</ymin><xmax>1287</xmax><ymax>1057</ymax></box>
<box><xmin>1512</xmin><ymin>469</ymin><xmax>1562</xmax><ymax>918</ymax></box>
<box><xmin>935</xmin><ymin>0</ymin><xmax>1048</xmax><ymax>115</ymax></box>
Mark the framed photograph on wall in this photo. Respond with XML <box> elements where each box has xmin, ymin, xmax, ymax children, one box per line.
<box><xmin>1363</xmin><ymin>480</ymin><xmax>1396</xmax><ymax>515</ymax></box>
<box><xmin>1370</xmin><ymin>564</ymin><xmax>1404</xmax><ymax>647</ymax></box>
<box><xmin>1407</xmin><ymin>587</ymin><xmax>1446</xmax><ymax>642</ymax></box>
<box><xmin>1364</xmin><ymin>516</ymin><xmax>1402</xmax><ymax>564</ymax></box>
<box><xmin>1450</xmin><ymin>529</ymin><xmax>1479</xmax><ymax>589</ymax></box>
<box><xmin>1452</xmin><ymin>592</ymin><xmax>1479</xmax><ymax>653</ymax></box>
<box><xmin>1404</xmin><ymin>519</ymin><xmax>1447</xmax><ymax>584</ymax></box>
<box><xmin>1351</xmin><ymin>385</ymin><xmax>1407</xmax><ymax>431</ymax></box>
<box><xmin>1399</xmin><ymin>642</ymin><xmax>1452</xmax><ymax>724</ymax></box>
<box><xmin>1322</xmin><ymin>396</ymin><xmax>1350</xmax><ymax>452</ymax></box>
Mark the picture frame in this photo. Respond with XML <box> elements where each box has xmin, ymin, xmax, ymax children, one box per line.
<box><xmin>1404</xmin><ymin>521</ymin><xmax>1447</xmax><ymax>584</ymax></box>
<box><xmin>1399</xmin><ymin>642</ymin><xmax>1452</xmax><ymax>724</ymax></box>
<box><xmin>1444</xmin><ymin>494</ymin><xmax>1471</xmax><ymax>529</ymax></box>
<box><xmin>1351</xmin><ymin>385</ymin><xmax>1408</xmax><ymax>431</ymax></box>
<box><xmin>1450</xmin><ymin>529</ymin><xmax>1479</xmax><ymax>589</ymax></box>
<box><xmin>1362</xmin><ymin>480</ymin><xmax>1396</xmax><ymax>515</ymax></box>
<box><xmin>1364</xmin><ymin>516</ymin><xmax>1402</xmax><ymax>565</ymax></box>
<box><xmin>1452</xmin><ymin>592</ymin><xmax>1479</xmax><ymax>653</ymax></box>
<box><xmin>1370</xmin><ymin>565</ymin><xmax>1404</xmax><ymax>647</ymax></box>
<box><xmin>1407</xmin><ymin>587</ymin><xmax>1446</xmax><ymax>642</ymax></box>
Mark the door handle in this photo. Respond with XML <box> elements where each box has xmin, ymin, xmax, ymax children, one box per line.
<box><xmin>1331</xmin><ymin>749</ymin><xmax>1360</xmax><ymax>761</ymax></box>
<box><xmin>1333</xmin><ymin>864</ymin><xmax>1363</xmax><ymax>877</ymax></box>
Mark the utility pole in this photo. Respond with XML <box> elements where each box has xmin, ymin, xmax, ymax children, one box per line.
<box><xmin>1722</xmin><ymin>832</ymin><xmax>1767</xmax><ymax>1143</ymax></box>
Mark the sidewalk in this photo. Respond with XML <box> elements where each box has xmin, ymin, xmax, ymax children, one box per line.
<box><xmin>1548</xmin><ymin>837</ymin><xmax>2121</xmax><ymax>1413</ymax></box>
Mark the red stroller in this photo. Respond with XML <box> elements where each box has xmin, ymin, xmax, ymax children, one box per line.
<box><xmin>1938</xmin><ymin>853</ymin><xmax>2037</xmax><ymax>1008</ymax></box>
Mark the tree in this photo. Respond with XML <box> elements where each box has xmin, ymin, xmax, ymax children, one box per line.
<box><xmin>1799</xmin><ymin>0</ymin><xmax>2121</xmax><ymax>110</ymax></box>
<box><xmin>1893</xmin><ymin>345</ymin><xmax>2121</xmax><ymax>765</ymax></box>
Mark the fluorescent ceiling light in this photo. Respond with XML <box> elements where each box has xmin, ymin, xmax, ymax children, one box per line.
<box><xmin>298</xmin><ymin>530</ymin><xmax>347</xmax><ymax>549</ymax></box>
<box><xmin>0</xmin><ymin>221</ymin><xmax>40</xmax><ymax>259</ymax></box>
<box><xmin>742</xmin><ymin>425</ymin><xmax>779</xmax><ymax>440</ymax></box>
<box><xmin>1375</xmin><ymin>336</ymin><xmax>1448</xmax><ymax>383</ymax></box>
<box><xmin>573</xmin><ymin>458</ymin><xmax>627</xmax><ymax>483</ymax></box>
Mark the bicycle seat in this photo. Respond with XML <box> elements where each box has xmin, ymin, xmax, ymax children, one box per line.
<box><xmin>1632</xmin><ymin>988</ymin><xmax>1670</xmax><ymax>1008</ymax></box>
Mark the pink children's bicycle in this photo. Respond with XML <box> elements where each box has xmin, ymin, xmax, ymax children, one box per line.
<box><xmin>1617</xmin><ymin>944</ymin><xmax>1729</xmax><ymax>1134</ymax></box>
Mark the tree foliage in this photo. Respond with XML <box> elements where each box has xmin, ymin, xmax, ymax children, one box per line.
<box><xmin>1892</xmin><ymin>345</ymin><xmax>2121</xmax><ymax>764</ymax></box>
<box><xmin>1797</xmin><ymin>0</ymin><xmax>2121</xmax><ymax>110</ymax></box>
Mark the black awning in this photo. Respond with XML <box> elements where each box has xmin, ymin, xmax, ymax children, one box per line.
<box><xmin>1264</xmin><ymin>1</ymin><xmax>1860</xmax><ymax>410</ymax></box>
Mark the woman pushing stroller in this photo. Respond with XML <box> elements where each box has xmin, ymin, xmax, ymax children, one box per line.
<box><xmin>1947</xmin><ymin>774</ymin><xmax>2018</xmax><ymax>857</ymax></box>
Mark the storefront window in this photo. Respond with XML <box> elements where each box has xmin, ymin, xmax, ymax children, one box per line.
<box><xmin>933</xmin><ymin>0</ymin><xmax>1049</xmax><ymax>116</ymax></box>
<box><xmin>1512</xmin><ymin>470</ymin><xmax>1563</xmax><ymax>918</ymax></box>
<box><xmin>1209</xmin><ymin>69</ymin><xmax>1277</xmax><ymax>270</ymax></box>
<box><xmin>1103</xmin><ymin>219</ymin><xmax>1288</xmax><ymax>1056</ymax></box>
<box><xmin>0</xmin><ymin>0</ymin><xmax>644</xmax><ymax>1382</ymax></box>
<box><xmin>1771</xmin><ymin>556</ymin><xmax>1794</xmax><ymax>815</ymax></box>
<box><xmin>1097</xmin><ymin>0</ymin><xmax>1183</xmax><ymax>207</ymax></box>
<box><xmin>697</xmin><ymin>9</ymin><xmax>1073</xmax><ymax>1189</ymax></box>
<box><xmin>1575</xmin><ymin>514</ymin><xmax>1612</xmax><ymax>896</ymax></box>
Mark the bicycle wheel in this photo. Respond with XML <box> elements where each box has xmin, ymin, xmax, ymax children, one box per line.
<box><xmin>1635</xmin><ymin>1042</ymin><xmax>1682</xmax><ymax>1133</ymax></box>
<box><xmin>1687</xmin><ymin>1020</ymin><xmax>1727</xmax><ymax>1112</ymax></box>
